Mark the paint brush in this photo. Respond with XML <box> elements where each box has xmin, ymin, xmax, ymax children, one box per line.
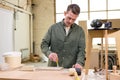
<box><xmin>56</xmin><ymin>58</ymin><xmax>59</xmax><ymax>67</ymax></box>
<box><xmin>74</xmin><ymin>71</ymin><xmax>80</xmax><ymax>80</ymax></box>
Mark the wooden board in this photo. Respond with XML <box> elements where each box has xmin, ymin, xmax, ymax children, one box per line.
<box><xmin>20</xmin><ymin>66</ymin><xmax>63</xmax><ymax>71</ymax></box>
<box><xmin>0</xmin><ymin>70</ymin><xmax>76</xmax><ymax>80</ymax></box>
<box><xmin>35</xmin><ymin>67</ymin><xmax>63</xmax><ymax>71</ymax></box>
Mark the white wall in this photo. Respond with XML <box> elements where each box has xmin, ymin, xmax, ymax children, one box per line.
<box><xmin>0</xmin><ymin>0</ymin><xmax>31</xmax><ymax>62</ymax></box>
<box><xmin>0</xmin><ymin>8</ymin><xmax>14</xmax><ymax>63</ymax></box>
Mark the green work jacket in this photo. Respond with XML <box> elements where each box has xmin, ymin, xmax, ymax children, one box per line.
<box><xmin>41</xmin><ymin>20</ymin><xmax>86</xmax><ymax>68</ymax></box>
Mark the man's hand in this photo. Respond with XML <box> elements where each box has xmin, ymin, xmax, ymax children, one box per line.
<box><xmin>48</xmin><ymin>53</ymin><xmax>58</xmax><ymax>62</ymax></box>
<box><xmin>72</xmin><ymin>63</ymin><xmax>83</xmax><ymax>70</ymax></box>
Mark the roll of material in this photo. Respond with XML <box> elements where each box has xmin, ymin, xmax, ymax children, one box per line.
<box><xmin>69</xmin><ymin>68</ymin><xmax>81</xmax><ymax>76</ymax></box>
<box><xmin>75</xmin><ymin>68</ymin><xmax>81</xmax><ymax>75</ymax></box>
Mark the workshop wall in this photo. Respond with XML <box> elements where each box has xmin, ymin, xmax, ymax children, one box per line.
<box><xmin>32</xmin><ymin>0</ymin><xmax>55</xmax><ymax>57</ymax></box>
<box><xmin>0</xmin><ymin>0</ymin><xmax>32</xmax><ymax>62</ymax></box>
<box><xmin>5</xmin><ymin>0</ymin><xmax>31</xmax><ymax>10</ymax></box>
<box><xmin>0</xmin><ymin>0</ymin><xmax>55</xmax><ymax>60</ymax></box>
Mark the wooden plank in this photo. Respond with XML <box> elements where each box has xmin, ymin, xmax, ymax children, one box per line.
<box><xmin>0</xmin><ymin>70</ymin><xmax>76</xmax><ymax>80</ymax></box>
<box><xmin>104</xmin><ymin>30</ymin><xmax>108</xmax><ymax>80</ymax></box>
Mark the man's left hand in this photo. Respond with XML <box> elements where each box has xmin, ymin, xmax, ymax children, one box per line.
<box><xmin>72</xmin><ymin>63</ymin><xmax>83</xmax><ymax>70</ymax></box>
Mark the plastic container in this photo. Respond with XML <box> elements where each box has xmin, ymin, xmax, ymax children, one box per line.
<box><xmin>3</xmin><ymin>51</ymin><xmax>22</xmax><ymax>68</ymax></box>
<box><xmin>0</xmin><ymin>63</ymin><xmax>9</xmax><ymax>71</ymax></box>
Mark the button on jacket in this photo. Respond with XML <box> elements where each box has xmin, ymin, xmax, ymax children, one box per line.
<box><xmin>41</xmin><ymin>20</ymin><xmax>86</xmax><ymax>68</ymax></box>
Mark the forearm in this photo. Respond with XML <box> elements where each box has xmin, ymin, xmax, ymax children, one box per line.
<box><xmin>76</xmin><ymin>48</ymin><xmax>86</xmax><ymax>67</ymax></box>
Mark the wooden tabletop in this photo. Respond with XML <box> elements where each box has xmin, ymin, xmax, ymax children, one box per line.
<box><xmin>0</xmin><ymin>67</ymin><xmax>81</xmax><ymax>80</ymax></box>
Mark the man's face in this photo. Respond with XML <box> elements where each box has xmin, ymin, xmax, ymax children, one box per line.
<box><xmin>64</xmin><ymin>10</ymin><xmax>78</xmax><ymax>27</ymax></box>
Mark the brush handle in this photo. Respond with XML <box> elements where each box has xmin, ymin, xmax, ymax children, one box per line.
<box><xmin>74</xmin><ymin>72</ymin><xmax>80</xmax><ymax>80</ymax></box>
<box><xmin>56</xmin><ymin>61</ymin><xmax>59</xmax><ymax>67</ymax></box>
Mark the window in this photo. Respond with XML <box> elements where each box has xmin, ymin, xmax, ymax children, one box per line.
<box><xmin>56</xmin><ymin>0</ymin><xmax>120</xmax><ymax>23</ymax></box>
<box><xmin>90</xmin><ymin>0</ymin><xmax>106</xmax><ymax>11</ymax></box>
<box><xmin>72</xmin><ymin>0</ymin><xmax>88</xmax><ymax>12</ymax></box>
<box><xmin>108</xmin><ymin>11</ymin><xmax>120</xmax><ymax>19</ymax></box>
<box><xmin>108</xmin><ymin>0</ymin><xmax>120</xmax><ymax>10</ymax></box>
<box><xmin>56</xmin><ymin>0</ymin><xmax>71</xmax><ymax>13</ymax></box>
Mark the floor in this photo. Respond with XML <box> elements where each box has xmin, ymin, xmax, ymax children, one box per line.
<box><xmin>22</xmin><ymin>53</ymin><xmax>48</xmax><ymax>67</ymax></box>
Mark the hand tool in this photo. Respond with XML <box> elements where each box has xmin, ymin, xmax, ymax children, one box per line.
<box><xmin>56</xmin><ymin>58</ymin><xmax>59</xmax><ymax>67</ymax></box>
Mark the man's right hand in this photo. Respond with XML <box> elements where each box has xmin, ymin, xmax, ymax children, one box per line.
<box><xmin>48</xmin><ymin>53</ymin><xmax>58</xmax><ymax>62</ymax></box>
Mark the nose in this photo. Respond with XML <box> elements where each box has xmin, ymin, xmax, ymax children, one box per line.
<box><xmin>69</xmin><ymin>19</ymin><xmax>74</xmax><ymax>23</ymax></box>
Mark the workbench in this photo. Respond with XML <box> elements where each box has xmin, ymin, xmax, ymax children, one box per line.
<box><xmin>0</xmin><ymin>66</ymin><xmax>107</xmax><ymax>80</ymax></box>
<box><xmin>0</xmin><ymin>70</ymin><xmax>72</xmax><ymax>80</ymax></box>
<box><xmin>0</xmin><ymin>67</ymin><xmax>82</xmax><ymax>80</ymax></box>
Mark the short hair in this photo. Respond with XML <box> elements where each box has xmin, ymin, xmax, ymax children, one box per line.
<box><xmin>67</xmin><ymin>4</ymin><xmax>80</xmax><ymax>15</ymax></box>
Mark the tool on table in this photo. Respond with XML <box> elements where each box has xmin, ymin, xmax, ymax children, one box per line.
<box><xmin>74</xmin><ymin>71</ymin><xmax>80</xmax><ymax>80</ymax></box>
<box><xmin>56</xmin><ymin>61</ymin><xmax>59</xmax><ymax>67</ymax></box>
<box><xmin>56</xmin><ymin>58</ymin><xmax>59</xmax><ymax>67</ymax></box>
<box><xmin>68</xmin><ymin>68</ymin><xmax>80</xmax><ymax>80</ymax></box>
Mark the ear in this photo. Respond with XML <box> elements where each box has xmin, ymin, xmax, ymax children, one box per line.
<box><xmin>64</xmin><ymin>11</ymin><xmax>67</xmax><ymax>16</ymax></box>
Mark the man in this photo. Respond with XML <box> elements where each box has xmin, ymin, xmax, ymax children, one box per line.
<box><xmin>41</xmin><ymin>4</ymin><xmax>86</xmax><ymax>70</ymax></box>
